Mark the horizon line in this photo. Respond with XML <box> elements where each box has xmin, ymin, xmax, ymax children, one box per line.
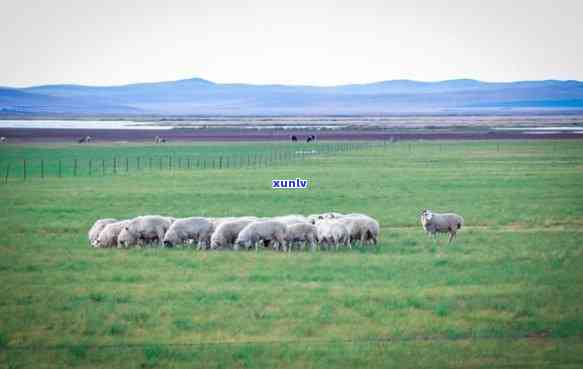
<box><xmin>3</xmin><ymin>77</ymin><xmax>583</xmax><ymax>90</ymax></box>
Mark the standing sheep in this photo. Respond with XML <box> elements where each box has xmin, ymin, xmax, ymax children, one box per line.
<box><xmin>88</xmin><ymin>218</ymin><xmax>117</xmax><ymax>247</ymax></box>
<box><xmin>210</xmin><ymin>218</ymin><xmax>256</xmax><ymax>250</ymax></box>
<box><xmin>285</xmin><ymin>223</ymin><xmax>318</xmax><ymax>251</ymax></box>
<box><xmin>94</xmin><ymin>220</ymin><xmax>129</xmax><ymax>248</ymax></box>
<box><xmin>235</xmin><ymin>220</ymin><xmax>288</xmax><ymax>252</ymax></box>
<box><xmin>420</xmin><ymin>209</ymin><xmax>464</xmax><ymax>244</ymax></box>
<box><xmin>316</xmin><ymin>220</ymin><xmax>350</xmax><ymax>250</ymax></box>
<box><xmin>119</xmin><ymin>215</ymin><xmax>174</xmax><ymax>247</ymax></box>
<box><xmin>163</xmin><ymin>217</ymin><xmax>213</xmax><ymax>248</ymax></box>
<box><xmin>338</xmin><ymin>214</ymin><xmax>380</xmax><ymax>245</ymax></box>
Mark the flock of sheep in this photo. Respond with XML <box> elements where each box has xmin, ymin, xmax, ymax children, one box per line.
<box><xmin>88</xmin><ymin>209</ymin><xmax>464</xmax><ymax>251</ymax></box>
<box><xmin>88</xmin><ymin>213</ymin><xmax>380</xmax><ymax>252</ymax></box>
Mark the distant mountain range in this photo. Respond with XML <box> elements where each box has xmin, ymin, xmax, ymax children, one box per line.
<box><xmin>1</xmin><ymin>78</ymin><xmax>583</xmax><ymax>116</ymax></box>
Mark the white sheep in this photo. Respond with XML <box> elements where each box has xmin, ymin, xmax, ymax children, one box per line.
<box><xmin>285</xmin><ymin>223</ymin><xmax>318</xmax><ymax>251</ymax></box>
<box><xmin>94</xmin><ymin>220</ymin><xmax>129</xmax><ymax>248</ymax></box>
<box><xmin>235</xmin><ymin>220</ymin><xmax>288</xmax><ymax>252</ymax></box>
<box><xmin>338</xmin><ymin>214</ymin><xmax>380</xmax><ymax>245</ymax></box>
<box><xmin>316</xmin><ymin>220</ymin><xmax>350</xmax><ymax>250</ymax></box>
<box><xmin>88</xmin><ymin>218</ymin><xmax>117</xmax><ymax>247</ymax></box>
<box><xmin>420</xmin><ymin>209</ymin><xmax>464</xmax><ymax>244</ymax></box>
<box><xmin>163</xmin><ymin>217</ymin><xmax>213</xmax><ymax>248</ymax></box>
<box><xmin>272</xmin><ymin>214</ymin><xmax>310</xmax><ymax>226</ymax></box>
<box><xmin>210</xmin><ymin>218</ymin><xmax>256</xmax><ymax>250</ymax></box>
<box><xmin>307</xmin><ymin>212</ymin><xmax>343</xmax><ymax>224</ymax></box>
<box><xmin>118</xmin><ymin>215</ymin><xmax>174</xmax><ymax>247</ymax></box>
<box><xmin>321</xmin><ymin>212</ymin><xmax>344</xmax><ymax>219</ymax></box>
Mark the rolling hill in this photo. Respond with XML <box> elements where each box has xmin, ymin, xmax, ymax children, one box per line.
<box><xmin>2</xmin><ymin>78</ymin><xmax>583</xmax><ymax>116</ymax></box>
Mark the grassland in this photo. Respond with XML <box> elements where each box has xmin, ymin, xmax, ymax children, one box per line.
<box><xmin>0</xmin><ymin>140</ymin><xmax>582</xmax><ymax>368</ymax></box>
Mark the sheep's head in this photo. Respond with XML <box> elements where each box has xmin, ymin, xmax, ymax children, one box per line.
<box><xmin>117</xmin><ymin>228</ymin><xmax>136</xmax><ymax>248</ymax></box>
<box><xmin>210</xmin><ymin>235</ymin><xmax>224</xmax><ymax>249</ymax></box>
<box><xmin>421</xmin><ymin>209</ymin><xmax>433</xmax><ymax>221</ymax></box>
<box><xmin>163</xmin><ymin>229</ymin><xmax>178</xmax><ymax>247</ymax></box>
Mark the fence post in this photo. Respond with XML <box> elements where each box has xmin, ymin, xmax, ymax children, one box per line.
<box><xmin>219</xmin><ymin>156</ymin><xmax>223</xmax><ymax>169</ymax></box>
<box><xmin>169</xmin><ymin>156</ymin><xmax>172</xmax><ymax>171</ymax></box>
<box><xmin>4</xmin><ymin>164</ymin><xmax>10</xmax><ymax>184</ymax></box>
<box><xmin>113</xmin><ymin>157</ymin><xmax>117</xmax><ymax>174</ymax></box>
<box><xmin>187</xmin><ymin>158</ymin><xmax>191</xmax><ymax>169</ymax></box>
<box><xmin>126</xmin><ymin>157</ymin><xmax>129</xmax><ymax>173</ymax></box>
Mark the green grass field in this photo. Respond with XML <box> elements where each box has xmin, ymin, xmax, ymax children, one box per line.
<box><xmin>1</xmin><ymin>140</ymin><xmax>582</xmax><ymax>368</ymax></box>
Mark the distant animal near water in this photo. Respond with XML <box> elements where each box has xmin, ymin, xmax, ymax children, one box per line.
<box><xmin>154</xmin><ymin>136</ymin><xmax>167</xmax><ymax>144</ymax></box>
<box><xmin>78</xmin><ymin>135</ymin><xmax>92</xmax><ymax>143</ymax></box>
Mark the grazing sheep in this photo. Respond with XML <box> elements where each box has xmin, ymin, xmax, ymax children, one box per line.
<box><xmin>88</xmin><ymin>218</ymin><xmax>117</xmax><ymax>247</ymax></box>
<box><xmin>119</xmin><ymin>215</ymin><xmax>174</xmax><ymax>247</ymax></box>
<box><xmin>94</xmin><ymin>220</ymin><xmax>129</xmax><ymax>248</ymax></box>
<box><xmin>234</xmin><ymin>220</ymin><xmax>288</xmax><ymax>252</ymax></box>
<box><xmin>285</xmin><ymin>223</ymin><xmax>318</xmax><ymax>251</ymax></box>
<box><xmin>316</xmin><ymin>220</ymin><xmax>350</xmax><ymax>250</ymax></box>
<box><xmin>272</xmin><ymin>214</ymin><xmax>310</xmax><ymax>226</ymax></box>
<box><xmin>210</xmin><ymin>218</ymin><xmax>256</xmax><ymax>250</ymax></box>
<box><xmin>0</xmin><ymin>137</ymin><xmax>7</xmax><ymax>144</ymax></box>
<box><xmin>117</xmin><ymin>227</ymin><xmax>153</xmax><ymax>248</ymax></box>
<box><xmin>338</xmin><ymin>214</ymin><xmax>380</xmax><ymax>245</ymax></box>
<box><xmin>420</xmin><ymin>209</ymin><xmax>464</xmax><ymax>244</ymax></box>
<box><xmin>163</xmin><ymin>217</ymin><xmax>213</xmax><ymax>248</ymax></box>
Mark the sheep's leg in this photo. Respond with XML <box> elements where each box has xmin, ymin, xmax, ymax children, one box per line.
<box><xmin>448</xmin><ymin>231</ymin><xmax>456</xmax><ymax>244</ymax></box>
<box><xmin>310</xmin><ymin>239</ymin><xmax>316</xmax><ymax>252</ymax></box>
<box><xmin>157</xmin><ymin>229</ymin><xmax>166</xmax><ymax>246</ymax></box>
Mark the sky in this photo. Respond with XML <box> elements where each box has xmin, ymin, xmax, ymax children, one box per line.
<box><xmin>1</xmin><ymin>0</ymin><xmax>582</xmax><ymax>87</ymax></box>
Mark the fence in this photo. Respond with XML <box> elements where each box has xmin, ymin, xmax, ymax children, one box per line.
<box><xmin>0</xmin><ymin>141</ymin><xmax>382</xmax><ymax>184</ymax></box>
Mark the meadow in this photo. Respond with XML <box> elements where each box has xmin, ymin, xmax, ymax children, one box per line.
<box><xmin>0</xmin><ymin>140</ymin><xmax>582</xmax><ymax>368</ymax></box>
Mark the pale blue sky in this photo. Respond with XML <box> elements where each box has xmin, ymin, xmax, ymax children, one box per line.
<box><xmin>2</xmin><ymin>0</ymin><xmax>582</xmax><ymax>87</ymax></box>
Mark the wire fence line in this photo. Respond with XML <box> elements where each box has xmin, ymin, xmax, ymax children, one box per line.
<box><xmin>0</xmin><ymin>330</ymin><xmax>575</xmax><ymax>353</ymax></box>
<box><xmin>0</xmin><ymin>142</ymin><xmax>382</xmax><ymax>184</ymax></box>
<box><xmin>1</xmin><ymin>140</ymin><xmax>577</xmax><ymax>184</ymax></box>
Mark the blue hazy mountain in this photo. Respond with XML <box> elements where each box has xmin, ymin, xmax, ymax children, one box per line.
<box><xmin>2</xmin><ymin>78</ymin><xmax>583</xmax><ymax>115</ymax></box>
